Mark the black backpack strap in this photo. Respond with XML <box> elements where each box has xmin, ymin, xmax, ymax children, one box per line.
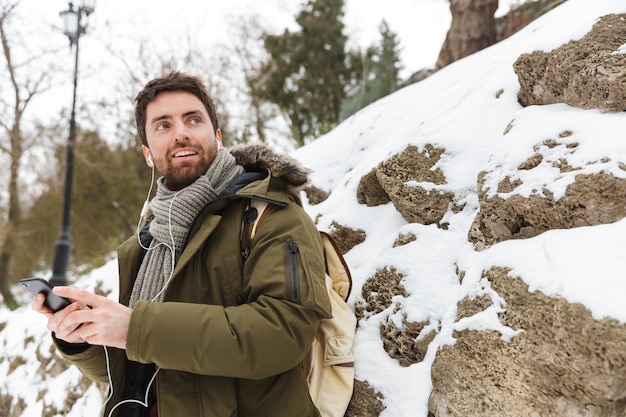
<box><xmin>240</xmin><ymin>199</ymin><xmax>273</xmax><ymax>260</ymax></box>
<box><xmin>240</xmin><ymin>200</ymin><xmax>258</xmax><ymax>260</ymax></box>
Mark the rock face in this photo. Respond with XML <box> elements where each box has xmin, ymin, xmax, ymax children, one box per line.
<box><xmin>430</xmin><ymin>268</ymin><xmax>626</xmax><ymax>417</ymax></box>
<box><xmin>514</xmin><ymin>14</ymin><xmax>626</xmax><ymax>112</ymax></box>
<box><xmin>469</xmin><ymin>151</ymin><xmax>626</xmax><ymax>249</ymax></box>
<box><xmin>439</xmin><ymin>14</ymin><xmax>626</xmax><ymax>416</ymax></box>
<box><xmin>469</xmin><ymin>13</ymin><xmax>626</xmax><ymax>250</ymax></box>
<box><xmin>344</xmin><ymin>13</ymin><xmax>626</xmax><ymax>417</ymax></box>
<box><xmin>357</xmin><ymin>144</ymin><xmax>456</xmax><ymax>227</ymax></box>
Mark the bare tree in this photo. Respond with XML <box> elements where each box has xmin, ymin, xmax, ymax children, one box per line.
<box><xmin>99</xmin><ymin>24</ymin><xmax>262</xmax><ymax>148</ymax></box>
<box><xmin>226</xmin><ymin>15</ymin><xmax>285</xmax><ymax>145</ymax></box>
<box><xmin>0</xmin><ymin>1</ymin><xmax>59</xmax><ymax>308</ymax></box>
<box><xmin>436</xmin><ymin>0</ymin><xmax>499</xmax><ymax>69</ymax></box>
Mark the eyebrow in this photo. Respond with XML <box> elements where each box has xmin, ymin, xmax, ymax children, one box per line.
<box><xmin>149</xmin><ymin>109</ymin><xmax>204</xmax><ymax>125</ymax></box>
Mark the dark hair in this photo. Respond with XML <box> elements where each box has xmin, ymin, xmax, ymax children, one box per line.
<box><xmin>134</xmin><ymin>71</ymin><xmax>220</xmax><ymax>146</ymax></box>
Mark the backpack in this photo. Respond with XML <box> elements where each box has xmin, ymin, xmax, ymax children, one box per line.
<box><xmin>241</xmin><ymin>199</ymin><xmax>356</xmax><ymax>417</ymax></box>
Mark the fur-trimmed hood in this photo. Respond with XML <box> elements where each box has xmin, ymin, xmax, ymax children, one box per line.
<box><xmin>229</xmin><ymin>143</ymin><xmax>311</xmax><ymax>191</ymax></box>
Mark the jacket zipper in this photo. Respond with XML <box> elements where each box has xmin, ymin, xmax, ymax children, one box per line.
<box><xmin>284</xmin><ymin>237</ymin><xmax>301</xmax><ymax>303</ymax></box>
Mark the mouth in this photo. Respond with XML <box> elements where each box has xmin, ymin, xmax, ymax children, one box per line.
<box><xmin>173</xmin><ymin>150</ymin><xmax>198</xmax><ymax>159</ymax></box>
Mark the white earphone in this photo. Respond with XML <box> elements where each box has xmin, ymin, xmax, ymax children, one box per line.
<box><xmin>147</xmin><ymin>154</ymin><xmax>154</xmax><ymax>168</ymax></box>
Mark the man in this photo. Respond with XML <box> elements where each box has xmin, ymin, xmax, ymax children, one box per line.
<box><xmin>33</xmin><ymin>71</ymin><xmax>332</xmax><ymax>417</ymax></box>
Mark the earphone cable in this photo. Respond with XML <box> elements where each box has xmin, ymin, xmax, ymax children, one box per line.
<box><xmin>102</xmin><ymin>172</ymin><xmax>178</xmax><ymax>415</ymax></box>
<box><xmin>136</xmin><ymin>164</ymin><xmax>156</xmax><ymax>237</ymax></box>
<box><xmin>102</xmin><ymin>345</ymin><xmax>160</xmax><ymax>417</ymax></box>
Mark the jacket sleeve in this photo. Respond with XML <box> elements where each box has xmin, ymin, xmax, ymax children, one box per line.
<box><xmin>54</xmin><ymin>338</ymin><xmax>111</xmax><ymax>384</ymax></box>
<box><xmin>125</xmin><ymin>199</ymin><xmax>332</xmax><ymax>380</ymax></box>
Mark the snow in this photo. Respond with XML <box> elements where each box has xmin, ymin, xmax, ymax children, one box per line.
<box><xmin>3</xmin><ymin>0</ymin><xmax>626</xmax><ymax>416</ymax></box>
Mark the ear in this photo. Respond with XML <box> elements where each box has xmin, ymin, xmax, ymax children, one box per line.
<box><xmin>142</xmin><ymin>145</ymin><xmax>153</xmax><ymax>168</ymax></box>
<box><xmin>216</xmin><ymin>129</ymin><xmax>224</xmax><ymax>150</ymax></box>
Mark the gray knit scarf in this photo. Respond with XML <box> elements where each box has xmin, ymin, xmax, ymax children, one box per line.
<box><xmin>129</xmin><ymin>150</ymin><xmax>244</xmax><ymax>308</ymax></box>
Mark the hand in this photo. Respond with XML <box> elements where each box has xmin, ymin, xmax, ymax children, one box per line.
<box><xmin>45</xmin><ymin>287</ymin><xmax>131</xmax><ymax>350</ymax></box>
<box><xmin>32</xmin><ymin>292</ymin><xmax>85</xmax><ymax>344</ymax></box>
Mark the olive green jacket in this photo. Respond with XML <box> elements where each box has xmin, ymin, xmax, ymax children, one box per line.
<box><xmin>56</xmin><ymin>162</ymin><xmax>332</xmax><ymax>417</ymax></box>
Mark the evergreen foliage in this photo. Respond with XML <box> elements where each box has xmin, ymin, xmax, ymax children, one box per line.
<box><xmin>256</xmin><ymin>0</ymin><xmax>354</xmax><ymax>146</ymax></box>
<box><xmin>340</xmin><ymin>20</ymin><xmax>403</xmax><ymax>121</ymax></box>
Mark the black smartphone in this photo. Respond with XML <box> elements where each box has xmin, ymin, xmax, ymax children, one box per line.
<box><xmin>20</xmin><ymin>277</ymin><xmax>71</xmax><ymax>312</ymax></box>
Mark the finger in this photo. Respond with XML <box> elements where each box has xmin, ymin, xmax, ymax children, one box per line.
<box><xmin>32</xmin><ymin>293</ymin><xmax>51</xmax><ymax>314</ymax></box>
<box><xmin>68</xmin><ymin>307</ymin><xmax>96</xmax><ymax>326</ymax></box>
<box><xmin>77</xmin><ymin>323</ymin><xmax>98</xmax><ymax>344</ymax></box>
<box><xmin>46</xmin><ymin>306</ymin><xmax>82</xmax><ymax>343</ymax></box>
<box><xmin>48</xmin><ymin>303</ymin><xmax>80</xmax><ymax>330</ymax></box>
<box><xmin>57</xmin><ymin>324</ymin><xmax>87</xmax><ymax>345</ymax></box>
<box><xmin>69</xmin><ymin>300</ymin><xmax>131</xmax><ymax>349</ymax></box>
<box><xmin>53</xmin><ymin>286</ymin><xmax>103</xmax><ymax>308</ymax></box>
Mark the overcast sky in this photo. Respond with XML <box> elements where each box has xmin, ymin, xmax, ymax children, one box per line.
<box><xmin>17</xmin><ymin>0</ymin><xmax>517</xmax><ymax>77</ymax></box>
<box><xmin>6</xmin><ymin>0</ymin><xmax>519</xmax><ymax>147</ymax></box>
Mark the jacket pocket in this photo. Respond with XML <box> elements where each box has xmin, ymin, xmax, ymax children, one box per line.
<box><xmin>283</xmin><ymin>237</ymin><xmax>301</xmax><ymax>304</ymax></box>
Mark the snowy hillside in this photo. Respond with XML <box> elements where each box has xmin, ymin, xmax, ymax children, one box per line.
<box><xmin>2</xmin><ymin>0</ymin><xmax>626</xmax><ymax>416</ymax></box>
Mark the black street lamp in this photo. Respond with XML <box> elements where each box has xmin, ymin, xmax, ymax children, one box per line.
<box><xmin>49</xmin><ymin>0</ymin><xmax>96</xmax><ymax>287</ymax></box>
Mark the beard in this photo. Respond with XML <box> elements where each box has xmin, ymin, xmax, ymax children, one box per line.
<box><xmin>157</xmin><ymin>141</ymin><xmax>219</xmax><ymax>191</ymax></box>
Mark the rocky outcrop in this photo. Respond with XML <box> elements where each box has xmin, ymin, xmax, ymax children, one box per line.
<box><xmin>345</xmin><ymin>380</ymin><xmax>386</xmax><ymax>417</ymax></box>
<box><xmin>348</xmin><ymin>12</ymin><xmax>626</xmax><ymax>417</ymax></box>
<box><xmin>357</xmin><ymin>168</ymin><xmax>391</xmax><ymax>207</ymax></box>
<box><xmin>469</xmin><ymin>14</ymin><xmax>626</xmax><ymax>249</ymax></box>
<box><xmin>328</xmin><ymin>222</ymin><xmax>366</xmax><ymax>255</ymax></box>
<box><xmin>357</xmin><ymin>144</ymin><xmax>455</xmax><ymax>227</ymax></box>
<box><xmin>429</xmin><ymin>267</ymin><xmax>626</xmax><ymax>417</ymax></box>
<box><xmin>469</xmin><ymin>144</ymin><xmax>626</xmax><ymax>249</ymax></box>
<box><xmin>514</xmin><ymin>13</ymin><xmax>626</xmax><ymax>112</ymax></box>
<box><xmin>426</xmin><ymin>13</ymin><xmax>626</xmax><ymax>417</ymax></box>
<box><xmin>303</xmin><ymin>184</ymin><xmax>330</xmax><ymax>205</ymax></box>
<box><xmin>355</xmin><ymin>266</ymin><xmax>436</xmax><ymax>367</ymax></box>
<box><xmin>355</xmin><ymin>266</ymin><xmax>408</xmax><ymax>322</ymax></box>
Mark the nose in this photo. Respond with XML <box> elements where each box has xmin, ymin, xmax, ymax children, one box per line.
<box><xmin>173</xmin><ymin>122</ymin><xmax>190</xmax><ymax>142</ymax></box>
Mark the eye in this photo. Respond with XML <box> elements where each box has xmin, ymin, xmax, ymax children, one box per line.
<box><xmin>156</xmin><ymin>122</ymin><xmax>170</xmax><ymax>131</ymax></box>
<box><xmin>190</xmin><ymin>117</ymin><xmax>202</xmax><ymax>125</ymax></box>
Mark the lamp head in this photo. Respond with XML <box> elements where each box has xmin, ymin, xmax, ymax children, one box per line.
<box><xmin>60</xmin><ymin>4</ymin><xmax>79</xmax><ymax>39</ymax></box>
<box><xmin>81</xmin><ymin>0</ymin><xmax>96</xmax><ymax>15</ymax></box>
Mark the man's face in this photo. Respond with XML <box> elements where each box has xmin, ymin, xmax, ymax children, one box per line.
<box><xmin>142</xmin><ymin>90</ymin><xmax>222</xmax><ymax>190</ymax></box>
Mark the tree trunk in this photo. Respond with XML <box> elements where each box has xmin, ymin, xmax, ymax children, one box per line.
<box><xmin>436</xmin><ymin>0</ymin><xmax>499</xmax><ymax>69</ymax></box>
<box><xmin>0</xmin><ymin>124</ymin><xmax>21</xmax><ymax>310</ymax></box>
<box><xmin>1</xmin><ymin>5</ymin><xmax>31</xmax><ymax>309</ymax></box>
<box><xmin>0</xmin><ymin>230</ymin><xmax>18</xmax><ymax>310</ymax></box>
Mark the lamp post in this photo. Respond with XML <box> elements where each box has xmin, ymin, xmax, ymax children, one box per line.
<box><xmin>49</xmin><ymin>0</ymin><xmax>95</xmax><ymax>287</ymax></box>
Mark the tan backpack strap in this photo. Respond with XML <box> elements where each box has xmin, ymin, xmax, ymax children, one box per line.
<box><xmin>319</xmin><ymin>231</ymin><xmax>352</xmax><ymax>301</ymax></box>
<box><xmin>308</xmin><ymin>231</ymin><xmax>356</xmax><ymax>416</ymax></box>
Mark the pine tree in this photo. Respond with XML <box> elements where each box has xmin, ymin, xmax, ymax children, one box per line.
<box><xmin>377</xmin><ymin>21</ymin><xmax>403</xmax><ymax>96</ymax></box>
<box><xmin>256</xmin><ymin>0</ymin><xmax>353</xmax><ymax>146</ymax></box>
<box><xmin>340</xmin><ymin>20</ymin><xmax>403</xmax><ymax>121</ymax></box>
